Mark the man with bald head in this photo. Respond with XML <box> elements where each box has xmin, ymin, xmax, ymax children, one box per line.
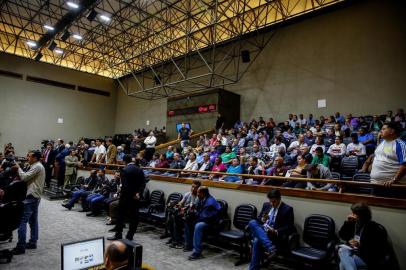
<box><xmin>104</xmin><ymin>241</ymin><xmax>130</xmax><ymax>270</ymax></box>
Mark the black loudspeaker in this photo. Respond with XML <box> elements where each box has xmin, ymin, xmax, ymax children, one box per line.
<box><xmin>61</xmin><ymin>31</ymin><xmax>71</xmax><ymax>41</ymax></box>
<box><xmin>241</xmin><ymin>50</ymin><xmax>250</xmax><ymax>63</ymax></box>
<box><xmin>48</xmin><ymin>41</ymin><xmax>57</xmax><ymax>51</ymax></box>
<box><xmin>121</xmin><ymin>239</ymin><xmax>143</xmax><ymax>269</ymax></box>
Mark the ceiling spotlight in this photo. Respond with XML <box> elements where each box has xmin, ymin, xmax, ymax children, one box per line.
<box><xmin>61</xmin><ymin>31</ymin><xmax>71</xmax><ymax>41</ymax></box>
<box><xmin>26</xmin><ymin>41</ymin><xmax>37</xmax><ymax>48</ymax></box>
<box><xmin>99</xmin><ymin>14</ymin><xmax>111</xmax><ymax>22</ymax></box>
<box><xmin>66</xmin><ymin>1</ymin><xmax>79</xmax><ymax>9</ymax></box>
<box><xmin>54</xmin><ymin>48</ymin><xmax>64</xmax><ymax>54</ymax></box>
<box><xmin>48</xmin><ymin>41</ymin><xmax>57</xmax><ymax>51</ymax></box>
<box><xmin>44</xmin><ymin>24</ymin><xmax>54</xmax><ymax>31</ymax></box>
<box><xmin>87</xmin><ymin>9</ymin><xmax>98</xmax><ymax>21</ymax></box>
<box><xmin>34</xmin><ymin>53</ymin><xmax>43</xmax><ymax>61</ymax></box>
<box><xmin>72</xmin><ymin>34</ymin><xmax>82</xmax><ymax>40</ymax></box>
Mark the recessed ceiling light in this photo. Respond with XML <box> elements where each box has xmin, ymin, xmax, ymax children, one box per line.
<box><xmin>44</xmin><ymin>24</ymin><xmax>54</xmax><ymax>31</ymax></box>
<box><xmin>72</xmin><ymin>34</ymin><xmax>82</xmax><ymax>40</ymax></box>
<box><xmin>26</xmin><ymin>41</ymin><xmax>37</xmax><ymax>47</ymax></box>
<box><xmin>66</xmin><ymin>1</ymin><xmax>79</xmax><ymax>9</ymax></box>
<box><xmin>55</xmin><ymin>48</ymin><xmax>64</xmax><ymax>54</ymax></box>
<box><xmin>99</xmin><ymin>15</ymin><xmax>111</xmax><ymax>22</ymax></box>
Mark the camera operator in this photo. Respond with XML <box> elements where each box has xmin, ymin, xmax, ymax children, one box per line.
<box><xmin>0</xmin><ymin>154</ymin><xmax>17</xmax><ymax>189</ymax></box>
<box><xmin>166</xmin><ymin>180</ymin><xmax>201</xmax><ymax>249</ymax></box>
<box><xmin>0</xmin><ymin>166</ymin><xmax>27</xmax><ymax>203</ymax></box>
<box><xmin>11</xmin><ymin>150</ymin><xmax>45</xmax><ymax>255</ymax></box>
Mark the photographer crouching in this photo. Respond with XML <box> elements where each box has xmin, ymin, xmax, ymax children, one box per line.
<box><xmin>11</xmin><ymin>150</ymin><xmax>45</xmax><ymax>255</ymax></box>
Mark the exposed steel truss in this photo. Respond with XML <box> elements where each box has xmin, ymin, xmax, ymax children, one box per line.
<box><xmin>0</xmin><ymin>0</ymin><xmax>346</xmax><ymax>98</ymax></box>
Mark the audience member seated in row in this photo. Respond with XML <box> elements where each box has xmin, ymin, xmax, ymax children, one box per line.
<box><xmin>338</xmin><ymin>203</ymin><xmax>390</xmax><ymax>270</ymax></box>
<box><xmin>184</xmin><ymin>186</ymin><xmax>221</xmax><ymax>260</ymax></box>
<box><xmin>62</xmin><ymin>169</ymin><xmax>99</xmax><ymax>210</ymax></box>
<box><xmin>166</xmin><ymin>180</ymin><xmax>201</xmax><ymax>249</ymax></box>
<box><xmin>248</xmin><ymin>190</ymin><xmax>295</xmax><ymax>270</ymax></box>
<box><xmin>306</xmin><ymin>164</ymin><xmax>337</xmax><ymax>192</ymax></box>
<box><xmin>220</xmin><ymin>159</ymin><xmax>243</xmax><ymax>183</ymax></box>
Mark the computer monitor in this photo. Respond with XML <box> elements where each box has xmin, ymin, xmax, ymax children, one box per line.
<box><xmin>176</xmin><ymin>122</ymin><xmax>191</xmax><ymax>133</ymax></box>
<box><xmin>61</xmin><ymin>237</ymin><xmax>105</xmax><ymax>270</ymax></box>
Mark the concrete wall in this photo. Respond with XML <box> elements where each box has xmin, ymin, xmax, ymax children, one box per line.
<box><xmin>147</xmin><ymin>179</ymin><xmax>406</xmax><ymax>270</ymax></box>
<box><xmin>227</xmin><ymin>0</ymin><xmax>406</xmax><ymax>121</ymax></box>
<box><xmin>76</xmin><ymin>169</ymin><xmax>406</xmax><ymax>269</ymax></box>
<box><xmin>114</xmin><ymin>89</ymin><xmax>167</xmax><ymax>134</ymax></box>
<box><xmin>0</xmin><ymin>53</ymin><xmax>117</xmax><ymax>156</ymax></box>
<box><xmin>114</xmin><ymin>0</ymin><xmax>406</xmax><ymax>130</ymax></box>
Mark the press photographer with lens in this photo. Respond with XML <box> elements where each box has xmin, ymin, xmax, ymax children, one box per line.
<box><xmin>166</xmin><ymin>180</ymin><xmax>201</xmax><ymax>249</ymax></box>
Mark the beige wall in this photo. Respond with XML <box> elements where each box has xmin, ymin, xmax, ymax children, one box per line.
<box><xmin>146</xmin><ymin>179</ymin><xmax>406</xmax><ymax>269</ymax></box>
<box><xmin>227</xmin><ymin>0</ymin><xmax>406</xmax><ymax>121</ymax></box>
<box><xmin>114</xmin><ymin>0</ymin><xmax>406</xmax><ymax>131</ymax></box>
<box><xmin>76</xmin><ymin>169</ymin><xmax>406</xmax><ymax>270</ymax></box>
<box><xmin>114</xmin><ymin>89</ymin><xmax>167</xmax><ymax>134</ymax></box>
<box><xmin>0</xmin><ymin>53</ymin><xmax>117</xmax><ymax>156</ymax></box>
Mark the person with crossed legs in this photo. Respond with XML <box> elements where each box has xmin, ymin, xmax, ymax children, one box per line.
<box><xmin>247</xmin><ymin>189</ymin><xmax>295</xmax><ymax>270</ymax></box>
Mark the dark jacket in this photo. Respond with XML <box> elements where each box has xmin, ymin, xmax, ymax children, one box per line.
<box><xmin>43</xmin><ymin>149</ymin><xmax>57</xmax><ymax>166</ymax></box>
<box><xmin>1</xmin><ymin>180</ymin><xmax>27</xmax><ymax>202</ymax></box>
<box><xmin>257</xmin><ymin>201</ymin><xmax>296</xmax><ymax>239</ymax></box>
<box><xmin>196</xmin><ymin>195</ymin><xmax>221</xmax><ymax>225</ymax></box>
<box><xmin>83</xmin><ymin>175</ymin><xmax>98</xmax><ymax>191</ymax></box>
<box><xmin>120</xmin><ymin>163</ymin><xmax>146</xmax><ymax>200</ymax></box>
<box><xmin>339</xmin><ymin>220</ymin><xmax>389</xmax><ymax>270</ymax></box>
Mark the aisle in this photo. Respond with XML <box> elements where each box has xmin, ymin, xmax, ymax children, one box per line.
<box><xmin>0</xmin><ymin>199</ymin><xmax>251</xmax><ymax>270</ymax></box>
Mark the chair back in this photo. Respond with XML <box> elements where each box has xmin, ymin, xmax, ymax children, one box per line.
<box><xmin>233</xmin><ymin>204</ymin><xmax>257</xmax><ymax>230</ymax></box>
<box><xmin>330</xmin><ymin>172</ymin><xmax>341</xmax><ymax>180</ymax></box>
<box><xmin>166</xmin><ymin>192</ymin><xmax>183</xmax><ymax>204</ymax></box>
<box><xmin>303</xmin><ymin>214</ymin><xmax>335</xmax><ymax>250</ymax></box>
<box><xmin>340</xmin><ymin>156</ymin><xmax>358</xmax><ymax>178</ymax></box>
<box><xmin>216</xmin><ymin>199</ymin><xmax>228</xmax><ymax>219</ymax></box>
<box><xmin>150</xmin><ymin>190</ymin><xmax>164</xmax><ymax>205</ymax></box>
<box><xmin>352</xmin><ymin>173</ymin><xmax>372</xmax><ymax>194</ymax></box>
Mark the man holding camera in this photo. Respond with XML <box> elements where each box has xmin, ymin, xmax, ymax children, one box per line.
<box><xmin>166</xmin><ymin>180</ymin><xmax>201</xmax><ymax>249</ymax></box>
<box><xmin>12</xmin><ymin>151</ymin><xmax>45</xmax><ymax>255</ymax></box>
<box><xmin>247</xmin><ymin>189</ymin><xmax>295</xmax><ymax>270</ymax></box>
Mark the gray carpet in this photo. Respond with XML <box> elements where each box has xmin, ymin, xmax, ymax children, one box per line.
<box><xmin>0</xmin><ymin>199</ymin><xmax>292</xmax><ymax>270</ymax></box>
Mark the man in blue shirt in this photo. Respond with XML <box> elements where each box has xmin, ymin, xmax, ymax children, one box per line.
<box><xmin>186</xmin><ymin>186</ymin><xmax>221</xmax><ymax>260</ymax></box>
<box><xmin>358</xmin><ymin>127</ymin><xmax>376</xmax><ymax>156</ymax></box>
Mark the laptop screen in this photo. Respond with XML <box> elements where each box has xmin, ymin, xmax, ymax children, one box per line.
<box><xmin>61</xmin><ymin>237</ymin><xmax>105</xmax><ymax>270</ymax></box>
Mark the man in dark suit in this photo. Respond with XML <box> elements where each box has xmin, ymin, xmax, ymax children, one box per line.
<box><xmin>248</xmin><ymin>189</ymin><xmax>295</xmax><ymax>270</ymax></box>
<box><xmin>108</xmin><ymin>154</ymin><xmax>146</xmax><ymax>241</ymax></box>
<box><xmin>42</xmin><ymin>142</ymin><xmax>56</xmax><ymax>188</ymax></box>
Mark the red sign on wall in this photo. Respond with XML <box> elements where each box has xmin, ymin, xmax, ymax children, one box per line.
<box><xmin>167</xmin><ymin>104</ymin><xmax>217</xmax><ymax>117</ymax></box>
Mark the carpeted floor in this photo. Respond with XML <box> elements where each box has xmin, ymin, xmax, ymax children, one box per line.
<box><xmin>0</xmin><ymin>199</ymin><xmax>294</xmax><ymax>270</ymax></box>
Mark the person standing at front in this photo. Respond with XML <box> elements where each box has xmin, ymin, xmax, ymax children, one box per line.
<box><xmin>12</xmin><ymin>150</ymin><xmax>45</xmax><ymax>255</ymax></box>
<box><xmin>107</xmin><ymin>154</ymin><xmax>146</xmax><ymax>241</ymax></box>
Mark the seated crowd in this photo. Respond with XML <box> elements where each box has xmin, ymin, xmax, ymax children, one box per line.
<box><xmin>140</xmin><ymin>110</ymin><xmax>406</xmax><ymax>197</ymax></box>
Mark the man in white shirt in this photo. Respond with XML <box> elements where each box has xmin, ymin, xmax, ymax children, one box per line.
<box><xmin>181</xmin><ymin>153</ymin><xmax>199</xmax><ymax>176</ymax></box>
<box><xmin>91</xmin><ymin>139</ymin><xmax>106</xmax><ymax>163</ymax></box>
<box><xmin>12</xmin><ymin>151</ymin><xmax>45</xmax><ymax>254</ymax></box>
<box><xmin>371</xmin><ymin>123</ymin><xmax>406</xmax><ymax>191</ymax></box>
<box><xmin>287</xmin><ymin>134</ymin><xmax>308</xmax><ymax>159</ymax></box>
